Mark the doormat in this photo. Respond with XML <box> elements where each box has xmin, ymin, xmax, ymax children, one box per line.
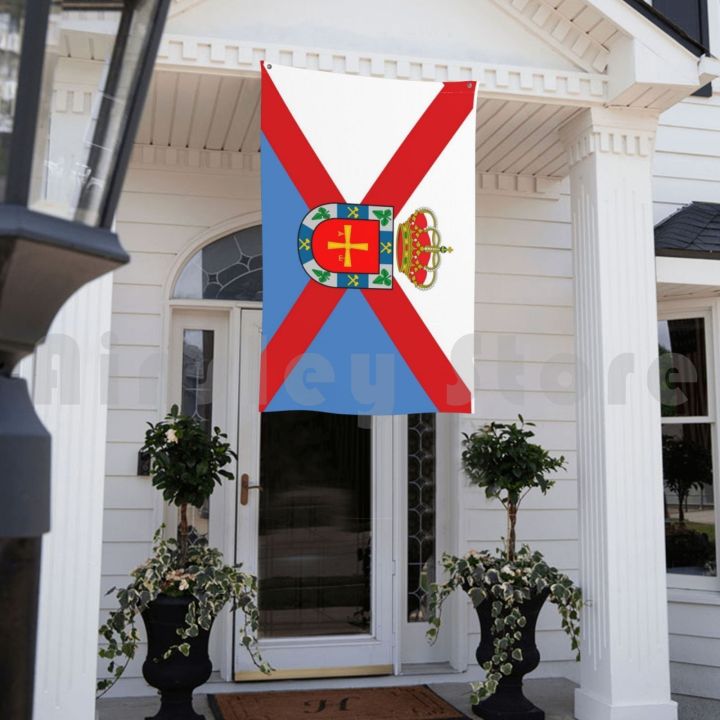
<box><xmin>208</xmin><ymin>684</ymin><xmax>469</xmax><ymax>720</ymax></box>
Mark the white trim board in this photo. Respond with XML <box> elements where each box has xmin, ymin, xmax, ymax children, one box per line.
<box><xmin>102</xmin><ymin>661</ymin><xmax>580</xmax><ymax>698</ymax></box>
<box><xmin>657</xmin><ymin>256</ymin><xmax>720</xmax><ymax>286</ymax></box>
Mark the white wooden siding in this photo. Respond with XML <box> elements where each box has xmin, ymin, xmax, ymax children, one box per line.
<box><xmin>654</xmin><ymin>95</ymin><xmax>720</xmax><ymax>226</ymax></box>
<box><xmin>465</xmin><ymin>192</ymin><xmax>579</xmax><ymax>677</ymax></box>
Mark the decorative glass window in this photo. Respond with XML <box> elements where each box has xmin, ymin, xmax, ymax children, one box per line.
<box><xmin>407</xmin><ymin>413</ymin><xmax>436</xmax><ymax>621</ymax></box>
<box><xmin>180</xmin><ymin>329</ymin><xmax>214</xmax><ymax>541</ymax></box>
<box><xmin>173</xmin><ymin>226</ymin><xmax>262</xmax><ymax>301</ymax></box>
<box><xmin>658</xmin><ymin>315</ymin><xmax>716</xmax><ymax>578</ymax></box>
<box><xmin>181</xmin><ymin>329</ymin><xmax>214</xmax><ymax>433</ymax></box>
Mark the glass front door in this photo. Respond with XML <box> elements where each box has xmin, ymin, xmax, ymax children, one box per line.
<box><xmin>259</xmin><ymin>411</ymin><xmax>372</xmax><ymax>639</ymax></box>
<box><xmin>234</xmin><ymin>309</ymin><xmax>394</xmax><ymax>679</ymax></box>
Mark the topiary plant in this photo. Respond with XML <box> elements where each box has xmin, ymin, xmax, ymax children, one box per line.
<box><xmin>142</xmin><ymin>404</ymin><xmax>236</xmax><ymax>563</ymax></box>
<box><xmin>427</xmin><ymin>417</ymin><xmax>582</xmax><ymax>705</ymax></box>
<box><xmin>460</xmin><ymin>415</ymin><xmax>566</xmax><ymax>561</ymax></box>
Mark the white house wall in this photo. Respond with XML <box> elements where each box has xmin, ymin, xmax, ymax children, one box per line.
<box><xmin>655</xmin><ymin>95</ymin><xmax>720</xmax><ymax>226</ymax></box>
<box><xmin>464</xmin><ymin>191</ymin><xmax>579</xmax><ymax>675</ymax></box>
<box><xmin>101</xmin><ymin>98</ymin><xmax>720</xmax><ymax>697</ymax></box>
<box><xmin>99</xmin><ymin>153</ymin><xmax>581</xmax><ymax>690</ymax></box>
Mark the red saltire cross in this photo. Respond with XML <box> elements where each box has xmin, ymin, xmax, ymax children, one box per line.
<box><xmin>260</xmin><ymin>63</ymin><xmax>475</xmax><ymax>413</ymax></box>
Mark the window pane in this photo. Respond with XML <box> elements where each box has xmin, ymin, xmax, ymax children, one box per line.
<box><xmin>173</xmin><ymin>226</ymin><xmax>262</xmax><ymax>301</ymax></box>
<box><xmin>30</xmin><ymin>2</ymin><xmax>162</xmax><ymax>226</ymax></box>
<box><xmin>180</xmin><ymin>329</ymin><xmax>214</xmax><ymax>542</ymax></box>
<box><xmin>0</xmin><ymin>2</ymin><xmax>23</xmax><ymax>201</ymax></box>
<box><xmin>658</xmin><ymin>317</ymin><xmax>708</xmax><ymax>417</ymax></box>
<box><xmin>407</xmin><ymin>413</ymin><xmax>436</xmax><ymax>622</ymax></box>
<box><xmin>663</xmin><ymin>423</ymin><xmax>715</xmax><ymax>576</ymax></box>
<box><xmin>258</xmin><ymin>412</ymin><xmax>371</xmax><ymax>638</ymax></box>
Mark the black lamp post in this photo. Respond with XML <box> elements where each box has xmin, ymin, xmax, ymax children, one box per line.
<box><xmin>0</xmin><ymin>1</ymin><xmax>170</xmax><ymax>717</ymax></box>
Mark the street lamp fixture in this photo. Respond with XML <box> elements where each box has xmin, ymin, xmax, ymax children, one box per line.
<box><xmin>0</xmin><ymin>1</ymin><xmax>170</xmax><ymax>717</ymax></box>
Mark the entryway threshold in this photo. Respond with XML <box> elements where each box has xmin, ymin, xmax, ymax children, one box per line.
<box><xmin>401</xmin><ymin>662</ymin><xmax>458</xmax><ymax>676</ymax></box>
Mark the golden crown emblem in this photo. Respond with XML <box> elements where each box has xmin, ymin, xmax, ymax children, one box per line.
<box><xmin>396</xmin><ymin>208</ymin><xmax>453</xmax><ymax>290</ymax></box>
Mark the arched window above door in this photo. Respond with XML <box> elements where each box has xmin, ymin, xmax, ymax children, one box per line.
<box><xmin>173</xmin><ymin>225</ymin><xmax>262</xmax><ymax>301</ymax></box>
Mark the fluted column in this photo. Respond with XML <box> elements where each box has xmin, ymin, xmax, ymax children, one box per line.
<box><xmin>560</xmin><ymin>108</ymin><xmax>676</xmax><ymax>720</ymax></box>
<box><xmin>32</xmin><ymin>274</ymin><xmax>113</xmax><ymax>720</ymax></box>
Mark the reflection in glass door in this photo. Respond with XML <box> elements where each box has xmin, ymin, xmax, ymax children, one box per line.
<box><xmin>235</xmin><ymin>309</ymin><xmax>394</xmax><ymax>679</ymax></box>
<box><xmin>259</xmin><ymin>412</ymin><xmax>372</xmax><ymax>638</ymax></box>
<box><xmin>180</xmin><ymin>329</ymin><xmax>215</xmax><ymax>541</ymax></box>
<box><xmin>168</xmin><ymin>310</ymin><xmax>229</xmax><ymax>555</ymax></box>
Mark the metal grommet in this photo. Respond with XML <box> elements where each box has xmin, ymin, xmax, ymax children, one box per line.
<box><xmin>467</xmin><ymin>82</ymin><xmax>472</xmax><ymax>88</ymax></box>
<box><xmin>267</xmin><ymin>63</ymin><xmax>272</xmax><ymax>69</ymax></box>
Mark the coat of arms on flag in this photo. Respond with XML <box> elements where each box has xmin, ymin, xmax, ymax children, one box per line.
<box><xmin>260</xmin><ymin>63</ymin><xmax>476</xmax><ymax>414</ymax></box>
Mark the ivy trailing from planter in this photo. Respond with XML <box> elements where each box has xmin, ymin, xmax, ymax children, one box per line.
<box><xmin>97</xmin><ymin>528</ymin><xmax>270</xmax><ymax>696</ymax></box>
<box><xmin>428</xmin><ymin>546</ymin><xmax>581</xmax><ymax>703</ymax></box>
<box><xmin>426</xmin><ymin>417</ymin><xmax>583</xmax><ymax>705</ymax></box>
<box><xmin>97</xmin><ymin>406</ymin><xmax>271</xmax><ymax>696</ymax></box>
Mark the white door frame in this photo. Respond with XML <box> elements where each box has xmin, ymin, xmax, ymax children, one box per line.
<box><xmin>166</xmin><ymin>300</ymin><xmax>462</xmax><ymax>680</ymax></box>
<box><xmin>167</xmin><ymin>303</ymin><xmax>243</xmax><ymax>676</ymax></box>
<box><xmin>233</xmin><ymin>307</ymin><xmax>395</xmax><ymax>680</ymax></box>
<box><xmin>394</xmin><ymin>413</ymin><xmax>455</xmax><ymax>666</ymax></box>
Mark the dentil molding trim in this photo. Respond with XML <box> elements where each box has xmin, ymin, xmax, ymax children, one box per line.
<box><xmin>564</xmin><ymin>127</ymin><xmax>656</xmax><ymax>165</ymax></box>
<box><xmin>155</xmin><ymin>35</ymin><xmax>608</xmax><ymax>106</ymax></box>
<box><xmin>129</xmin><ymin>144</ymin><xmax>261</xmax><ymax>172</ymax></box>
<box><xmin>560</xmin><ymin>107</ymin><xmax>658</xmax><ymax>165</ymax></box>
<box><xmin>477</xmin><ymin>172</ymin><xmax>561</xmax><ymax>199</ymax></box>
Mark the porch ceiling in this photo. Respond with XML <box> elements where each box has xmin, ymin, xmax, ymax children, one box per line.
<box><xmin>657</xmin><ymin>283</ymin><xmax>720</xmax><ymax>300</ymax></box>
<box><xmin>135</xmin><ymin>73</ymin><xmax>262</xmax><ymax>152</ymax></box>
<box><xmin>135</xmin><ymin>72</ymin><xmax>583</xmax><ymax>182</ymax></box>
<box><xmin>476</xmin><ymin>98</ymin><xmax>580</xmax><ymax>178</ymax></box>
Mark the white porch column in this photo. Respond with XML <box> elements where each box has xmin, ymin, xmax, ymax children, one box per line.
<box><xmin>560</xmin><ymin>108</ymin><xmax>676</xmax><ymax>720</ymax></box>
<box><xmin>32</xmin><ymin>274</ymin><xmax>113</xmax><ymax>720</ymax></box>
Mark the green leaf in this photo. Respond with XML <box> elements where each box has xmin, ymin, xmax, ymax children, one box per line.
<box><xmin>372</xmin><ymin>209</ymin><xmax>392</xmax><ymax>226</ymax></box>
<box><xmin>312</xmin><ymin>207</ymin><xmax>331</xmax><ymax>221</ymax></box>
<box><xmin>312</xmin><ymin>269</ymin><xmax>331</xmax><ymax>283</ymax></box>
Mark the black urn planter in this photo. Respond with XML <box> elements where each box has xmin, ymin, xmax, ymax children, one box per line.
<box><xmin>142</xmin><ymin>594</ymin><xmax>213</xmax><ymax>720</ymax></box>
<box><xmin>472</xmin><ymin>588</ymin><xmax>550</xmax><ymax>720</ymax></box>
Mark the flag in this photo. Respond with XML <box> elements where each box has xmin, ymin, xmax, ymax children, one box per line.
<box><xmin>260</xmin><ymin>63</ymin><xmax>476</xmax><ymax>414</ymax></box>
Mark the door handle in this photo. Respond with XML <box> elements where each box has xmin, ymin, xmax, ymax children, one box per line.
<box><xmin>240</xmin><ymin>473</ymin><xmax>262</xmax><ymax>506</ymax></box>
